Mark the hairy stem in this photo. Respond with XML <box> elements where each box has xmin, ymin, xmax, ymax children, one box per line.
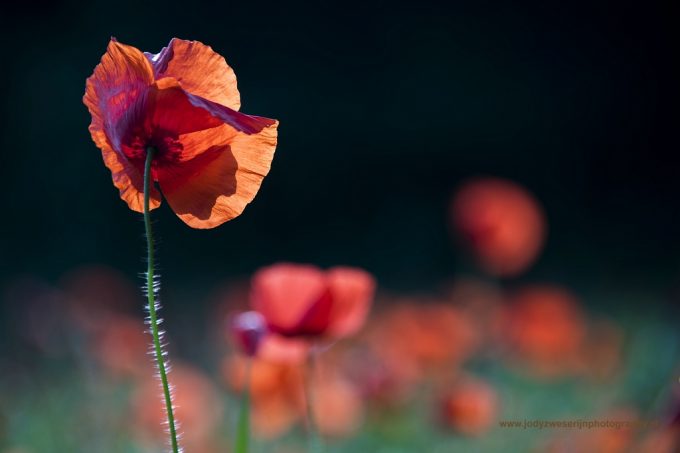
<box><xmin>144</xmin><ymin>146</ymin><xmax>179</xmax><ymax>453</ymax></box>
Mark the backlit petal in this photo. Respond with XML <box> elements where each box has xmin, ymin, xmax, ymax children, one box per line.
<box><xmin>257</xmin><ymin>334</ymin><xmax>310</xmax><ymax>364</ymax></box>
<box><xmin>250</xmin><ymin>264</ymin><xmax>327</xmax><ymax>333</ymax></box>
<box><xmin>284</xmin><ymin>288</ymin><xmax>333</xmax><ymax>337</ymax></box>
<box><xmin>93</xmin><ymin>129</ymin><xmax>161</xmax><ymax>212</ymax></box>
<box><xmin>182</xmin><ymin>92</ymin><xmax>270</xmax><ymax>134</ymax></box>
<box><xmin>158</xmin><ymin>111</ymin><xmax>278</xmax><ymax>228</ymax></box>
<box><xmin>83</xmin><ymin>39</ymin><xmax>159</xmax><ymax>211</ymax></box>
<box><xmin>84</xmin><ymin>39</ymin><xmax>154</xmax><ymax>133</ymax></box>
<box><xmin>148</xmin><ymin>81</ymin><xmax>225</xmax><ymax>135</ymax></box>
<box><xmin>326</xmin><ymin>267</ymin><xmax>376</xmax><ymax>337</ymax></box>
<box><xmin>146</xmin><ymin>38</ymin><xmax>241</xmax><ymax>110</ymax></box>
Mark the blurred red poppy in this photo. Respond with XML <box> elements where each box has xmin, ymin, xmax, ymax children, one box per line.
<box><xmin>439</xmin><ymin>376</ymin><xmax>499</xmax><ymax>436</ymax></box>
<box><xmin>500</xmin><ymin>285</ymin><xmax>586</xmax><ymax>377</ymax></box>
<box><xmin>214</xmin><ymin>280</ymin><xmax>310</xmax><ymax>364</ymax></box>
<box><xmin>223</xmin><ymin>355</ymin><xmax>304</xmax><ymax>439</ymax></box>
<box><xmin>310</xmin><ymin>373</ymin><xmax>364</xmax><ymax>438</ymax></box>
<box><xmin>224</xmin><ymin>352</ymin><xmax>363</xmax><ymax>440</ymax></box>
<box><xmin>84</xmin><ymin>38</ymin><xmax>278</xmax><ymax>228</ymax></box>
<box><xmin>366</xmin><ymin>301</ymin><xmax>479</xmax><ymax>382</ymax></box>
<box><xmin>91</xmin><ymin>315</ymin><xmax>150</xmax><ymax>377</ymax></box>
<box><xmin>250</xmin><ymin>263</ymin><xmax>375</xmax><ymax>340</ymax></box>
<box><xmin>452</xmin><ymin>178</ymin><xmax>546</xmax><ymax>276</ymax></box>
<box><xmin>257</xmin><ymin>334</ymin><xmax>311</xmax><ymax>364</ymax></box>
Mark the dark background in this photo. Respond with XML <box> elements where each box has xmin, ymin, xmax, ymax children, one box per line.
<box><xmin>1</xmin><ymin>0</ymin><xmax>678</xmax><ymax>296</ymax></box>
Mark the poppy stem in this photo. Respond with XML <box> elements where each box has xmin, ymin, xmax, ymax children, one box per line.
<box><xmin>304</xmin><ymin>350</ymin><xmax>323</xmax><ymax>453</ymax></box>
<box><xmin>234</xmin><ymin>358</ymin><xmax>252</xmax><ymax>453</ymax></box>
<box><xmin>143</xmin><ymin>146</ymin><xmax>180</xmax><ymax>453</ymax></box>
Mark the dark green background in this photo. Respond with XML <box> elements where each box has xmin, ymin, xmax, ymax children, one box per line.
<box><xmin>1</xmin><ymin>0</ymin><xmax>678</xmax><ymax>294</ymax></box>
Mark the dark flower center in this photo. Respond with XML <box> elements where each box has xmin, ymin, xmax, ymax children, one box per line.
<box><xmin>121</xmin><ymin>128</ymin><xmax>184</xmax><ymax>165</ymax></box>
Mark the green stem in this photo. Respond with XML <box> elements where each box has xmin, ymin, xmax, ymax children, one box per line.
<box><xmin>235</xmin><ymin>358</ymin><xmax>252</xmax><ymax>453</ymax></box>
<box><xmin>304</xmin><ymin>351</ymin><xmax>323</xmax><ymax>453</ymax></box>
<box><xmin>144</xmin><ymin>146</ymin><xmax>179</xmax><ymax>453</ymax></box>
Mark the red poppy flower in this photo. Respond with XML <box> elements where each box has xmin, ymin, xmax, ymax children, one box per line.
<box><xmin>451</xmin><ymin>178</ymin><xmax>546</xmax><ymax>276</ymax></box>
<box><xmin>250</xmin><ymin>263</ymin><xmax>376</xmax><ymax>339</ymax></box>
<box><xmin>500</xmin><ymin>285</ymin><xmax>586</xmax><ymax>376</ymax></box>
<box><xmin>366</xmin><ymin>301</ymin><xmax>479</xmax><ymax>384</ymax></box>
<box><xmin>83</xmin><ymin>38</ymin><xmax>278</xmax><ymax>228</ymax></box>
<box><xmin>439</xmin><ymin>377</ymin><xmax>499</xmax><ymax>436</ymax></box>
<box><xmin>223</xmin><ymin>355</ymin><xmax>304</xmax><ymax>439</ymax></box>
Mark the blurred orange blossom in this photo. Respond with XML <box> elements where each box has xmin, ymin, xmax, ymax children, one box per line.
<box><xmin>365</xmin><ymin>300</ymin><xmax>480</xmax><ymax>384</ymax></box>
<box><xmin>439</xmin><ymin>376</ymin><xmax>499</xmax><ymax>436</ymax></box>
<box><xmin>452</xmin><ymin>177</ymin><xmax>546</xmax><ymax>276</ymax></box>
<box><xmin>500</xmin><ymin>285</ymin><xmax>587</xmax><ymax>377</ymax></box>
<box><xmin>224</xmin><ymin>353</ymin><xmax>364</xmax><ymax>440</ymax></box>
<box><xmin>223</xmin><ymin>355</ymin><xmax>304</xmax><ymax>439</ymax></box>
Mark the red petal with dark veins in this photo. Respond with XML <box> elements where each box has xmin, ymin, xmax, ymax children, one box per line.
<box><xmin>83</xmin><ymin>39</ymin><xmax>160</xmax><ymax>212</ymax></box>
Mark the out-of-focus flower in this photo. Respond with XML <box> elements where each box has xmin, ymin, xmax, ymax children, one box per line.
<box><xmin>132</xmin><ymin>363</ymin><xmax>223</xmax><ymax>448</ymax></box>
<box><xmin>223</xmin><ymin>356</ymin><xmax>304</xmax><ymax>439</ymax></box>
<box><xmin>257</xmin><ymin>334</ymin><xmax>311</xmax><ymax>364</ymax></box>
<box><xmin>439</xmin><ymin>376</ymin><xmax>499</xmax><ymax>436</ymax></box>
<box><xmin>311</xmin><ymin>374</ymin><xmax>364</xmax><ymax>438</ymax></box>
<box><xmin>251</xmin><ymin>263</ymin><xmax>375</xmax><ymax>339</ymax></box>
<box><xmin>59</xmin><ymin>267</ymin><xmax>153</xmax><ymax>377</ymax></box>
<box><xmin>225</xmin><ymin>356</ymin><xmax>302</xmax><ymax>402</ymax></box>
<box><xmin>451</xmin><ymin>178</ymin><xmax>546</xmax><ymax>277</ymax></box>
<box><xmin>250</xmin><ymin>393</ymin><xmax>301</xmax><ymax>440</ymax></box>
<box><xmin>500</xmin><ymin>285</ymin><xmax>586</xmax><ymax>377</ymax></box>
<box><xmin>224</xmin><ymin>353</ymin><xmax>364</xmax><ymax>440</ymax></box>
<box><xmin>83</xmin><ymin>38</ymin><xmax>278</xmax><ymax>228</ymax></box>
<box><xmin>366</xmin><ymin>301</ymin><xmax>479</xmax><ymax>385</ymax></box>
<box><xmin>215</xmin><ymin>281</ymin><xmax>311</xmax><ymax>364</ymax></box>
<box><xmin>342</xmin><ymin>347</ymin><xmax>409</xmax><ymax>407</ymax></box>
<box><xmin>90</xmin><ymin>315</ymin><xmax>150</xmax><ymax>377</ymax></box>
<box><xmin>231</xmin><ymin>311</ymin><xmax>268</xmax><ymax>357</ymax></box>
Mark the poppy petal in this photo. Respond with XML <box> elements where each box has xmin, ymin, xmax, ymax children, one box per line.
<box><xmin>257</xmin><ymin>334</ymin><xmax>310</xmax><ymax>364</ymax></box>
<box><xmin>251</xmin><ymin>264</ymin><xmax>327</xmax><ymax>333</ymax></box>
<box><xmin>326</xmin><ymin>267</ymin><xmax>375</xmax><ymax>337</ymax></box>
<box><xmin>95</xmin><ymin>130</ymin><xmax>161</xmax><ymax>212</ymax></box>
<box><xmin>147</xmin><ymin>81</ymin><xmax>225</xmax><ymax>136</ymax></box>
<box><xmin>84</xmin><ymin>39</ymin><xmax>154</xmax><ymax>131</ymax></box>
<box><xmin>181</xmin><ymin>92</ymin><xmax>272</xmax><ymax>134</ymax></box>
<box><xmin>278</xmin><ymin>288</ymin><xmax>332</xmax><ymax>337</ymax></box>
<box><xmin>146</xmin><ymin>38</ymin><xmax>241</xmax><ymax>110</ymax></box>
<box><xmin>83</xmin><ymin>39</ymin><xmax>160</xmax><ymax>211</ymax></box>
<box><xmin>158</xmin><ymin>111</ymin><xmax>278</xmax><ymax>228</ymax></box>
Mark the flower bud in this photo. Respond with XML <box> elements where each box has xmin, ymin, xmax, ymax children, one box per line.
<box><xmin>231</xmin><ymin>311</ymin><xmax>268</xmax><ymax>357</ymax></box>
